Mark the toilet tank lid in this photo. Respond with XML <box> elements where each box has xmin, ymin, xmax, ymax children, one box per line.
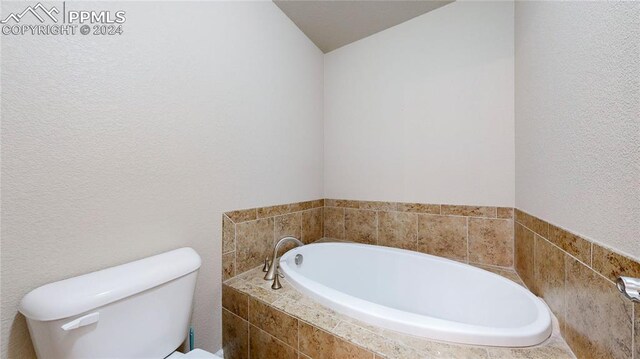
<box><xmin>19</xmin><ymin>247</ymin><xmax>201</xmax><ymax>321</ymax></box>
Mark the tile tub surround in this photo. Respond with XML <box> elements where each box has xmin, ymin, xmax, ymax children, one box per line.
<box><xmin>222</xmin><ymin>264</ymin><xmax>575</xmax><ymax>359</ymax></box>
<box><xmin>514</xmin><ymin>209</ymin><xmax>640</xmax><ymax>359</ymax></box>
<box><xmin>222</xmin><ymin>199</ymin><xmax>325</xmax><ymax>281</ymax></box>
<box><xmin>223</xmin><ymin>199</ymin><xmax>516</xmax><ymax>281</ymax></box>
<box><xmin>323</xmin><ymin>199</ymin><xmax>515</xmax><ymax>267</ymax></box>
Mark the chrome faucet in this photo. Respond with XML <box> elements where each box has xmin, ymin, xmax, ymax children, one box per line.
<box><xmin>264</xmin><ymin>236</ymin><xmax>304</xmax><ymax>285</ymax></box>
<box><xmin>617</xmin><ymin>276</ymin><xmax>640</xmax><ymax>302</ymax></box>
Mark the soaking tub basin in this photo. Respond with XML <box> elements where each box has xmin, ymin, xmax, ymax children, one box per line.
<box><xmin>279</xmin><ymin>242</ymin><xmax>551</xmax><ymax>347</ymax></box>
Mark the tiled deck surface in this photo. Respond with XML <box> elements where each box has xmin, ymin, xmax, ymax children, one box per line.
<box><xmin>224</xmin><ymin>260</ymin><xmax>575</xmax><ymax>359</ymax></box>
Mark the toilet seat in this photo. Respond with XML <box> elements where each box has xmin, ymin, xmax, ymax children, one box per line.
<box><xmin>166</xmin><ymin>349</ymin><xmax>221</xmax><ymax>359</ymax></box>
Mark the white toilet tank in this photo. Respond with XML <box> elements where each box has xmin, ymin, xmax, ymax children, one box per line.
<box><xmin>19</xmin><ymin>247</ymin><xmax>201</xmax><ymax>359</ymax></box>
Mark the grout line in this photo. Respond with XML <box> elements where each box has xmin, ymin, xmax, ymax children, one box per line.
<box><xmin>470</xmin><ymin>261</ymin><xmax>516</xmax><ymax>271</ymax></box>
<box><xmin>249</xmin><ymin>323</ymin><xmax>299</xmax><ymax>354</ymax></box>
<box><xmin>296</xmin><ymin>319</ymin><xmax>302</xmax><ymax>358</ymax></box>
<box><xmin>322</xmin><ymin>206</ymin><xmax>326</xmax><ymax>238</ymax></box>
<box><xmin>533</xmin><ymin>232</ymin><xmax>537</xmax><ymax>289</ymax></box>
<box><xmin>298</xmin><ymin>311</ymin><xmax>300</xmax><ymax>358</ymax></box>
<box><xmin>298</xmin><ymin>211</ymin><xmax>303</xmax><ymax>243</ymax></box>
<box><xmin>236</xmin><ymin>203</ymin><xmax>508</xmax><ymax>222</ymax></box>
<box><xmin>510</xmin><ymin>270</ymin><xmax>526</xmax><ymax>286</ymax></box>
<box><xmin>632</xmin><ymin>303</ymin><xmax>635</xmax><ymax>359</ymax></box>
<box><xmin>517</xmin><ymin>208</ymin><xmax>639</xmax><ymax>265</ymax></box>
<box><xmin>320</xmin><ymin>206</ymin><xmax>324</xmax><ymax>242</ymax></box>
<box><xmin>533</xmin><ymin>227</ymin><xmax>616</xmax><ymax>286</ymax></box>
<box><xmin>222</xmin><ymin>307</ymin><xmax>251</xmax><ymax>359</ymax></box>
<box><xmin>248</xmin><ymin>302</ymin><xmax>252</xmax><ymax>359</ymax></box>
<box><xmin>466</xmin><ymin>217</ymin><xmax>470</xmax><ymax>262</ymax></box>
<box><xmin>563</xmin><ymin>246</ymin><xmax>568</xmax><ymax>338</ymax></box>
<box><xmin>306</xmin><ymin>205</ymin><xmax>501</xmax><ymax>219</ymax></box>
<box><xmin>512</xmin><ymin>211</ymin><xmax>516</xmax><ymax>270</ymax></box>
<box><xmin>233</xmin><ymin>219</ymin><xmax>237</xmax><ymax>252</ymax></box>
<box><xmin>518</xmin><ymin>221</ymin><xmax>595</xmax><ymax>276</ymax></box>
<box><xmin>233</xmin><ymin>218</ymin><xmax>238</xmax><ymax>278</ymax></box>
<box><xmin>331</xmin><ymin>318</ymin><xmax>342</xmax><ymax>331</ymax></box>
<box><xmin>413</xmin><ymin>212</ymin><xmax>504</xmax><ymax>220</ymax></box>
<box><xmin>272</xmin><ymin>214</ymin><xmax>276</xmax><ymax>248</ymax></box>
<box><xmin>485</xmin><ymin>348</ymin><xmax>493</xmax><ymax>359</ymax></box>
<box><xmin>336</xmin><ymin>318</ymin><xmax>433</xmax><ymax>358</ymax></box>
<box><xmin>341</xmin><ymin>207</ymin><xmax>346</xmax><ymax>240</ymax></box>
<box><xmin>297</xmin><ymin>319</ymin><xmax>300</xmax><ymax>354</ymax></box>
<box><xmin>227</xmin><ymin>202</ymin><xmax>324</xmax><ymax>224</ymax></box>
<box><xmin>315</xmin><ymin>319</ymin><xmax>377</xmax><ymax>356</ymax></box>
<box><xmin>375</xmin><ymin>210</ymin><xmax>379</xmax><ymax>245</ymax></box>
<box><xmin>415</xmin><ymin>213</ymin><xmax>419</xmax><ymax>250</ymax></box>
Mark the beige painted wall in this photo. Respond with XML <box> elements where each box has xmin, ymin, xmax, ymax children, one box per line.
<box><xmin>514</xmin><ymin>1</ymin><xmax>640</xmax><ymax>258</ymax></box>
<box><xmin>0</xmin><ymin>1</ymin><xmax>323</xmax><ymax>357</ymax></box>
<box><xmin>323</xmin><ymin>1</ymin><xmax>515</xmax><ymax>207</ymax></box>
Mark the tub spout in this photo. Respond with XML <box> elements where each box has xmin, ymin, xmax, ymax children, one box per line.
<box><xmin>617</xmin><ymin>276</ymin><xmax>640</xmax><ymax>302</ymax></box>
<box><xmin>264</xmin><ymin>236</ymin><xmax>304</xmax><ymax>281</ymax></box>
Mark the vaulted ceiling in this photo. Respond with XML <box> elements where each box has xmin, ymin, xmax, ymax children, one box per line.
<box><xmin>274</xmin><ymin>0</ymin><xmax>453</xmax><ymax>53</ymax></box>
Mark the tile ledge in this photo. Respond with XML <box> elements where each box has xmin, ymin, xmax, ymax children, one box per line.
<box><xmin>227</xmin><ymin>258</ymin><xmax>574</xmax><ymax>359</ymax></box>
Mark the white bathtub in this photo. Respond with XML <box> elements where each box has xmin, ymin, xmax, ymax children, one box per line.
<box><xmin>279</xmin><ymin>242</ymin><xmax>552</xmax><ymax>347</ymax></box>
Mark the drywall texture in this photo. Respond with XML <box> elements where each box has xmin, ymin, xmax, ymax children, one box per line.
<box><xmin>323</xmin><ymin>1</ymin><xmax>515</xmax><ymax>207</ymax></box>
<box><xmin>0</xmin><ymin>2</ymin><xmax>323</xmax><ymax>358</ymax></box>
<box><xmin>515</xmin><ymin>1</ymin><xmax>640</xmax><ymax>258</ymax></box>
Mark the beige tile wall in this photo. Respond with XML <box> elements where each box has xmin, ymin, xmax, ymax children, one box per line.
<box><xmin>223</xmin><ymin>198</ymin><xmax>516</xmax><ymax>281</ymax></box>
<box><xmin>323</xmin><ymin>199</ymin><xmax>515</xmax><ymax>268</ymax></box>
<box><xmin>514</xmin><ymin>209</ymin><xmax>640</xmax><ymax>359</ymax></box>
<box><xmin>221</xmin><ymin>199</ymin><xmax>517</xmax><ymax>358</ymax></box>
<box><xmin>222</xmin><ymin>199</ymin><xmax>324</xmax><ymax>281</ymax></box>
<box><xmin>222</xmin><ymin>200</ymin><xmax>640</xmax><ymax>359</ymax></box>
<box><xmin>222</xmin><ymin>284</ymin><xmax>376</xmax><ymax>359</ymax></box>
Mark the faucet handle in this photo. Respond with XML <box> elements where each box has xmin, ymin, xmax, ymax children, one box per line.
<box><xmin>271</xmin><ymin>271</ymin><xmax>283</xmax><ymax>290</ymax></box>
<box><xmin>262</xmin><ymin>258</ymin><xmax>271</xmax><ymax>273</ymax></box>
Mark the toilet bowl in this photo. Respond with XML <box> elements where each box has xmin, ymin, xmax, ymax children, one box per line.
<box><xmin>19</xmin><ymin>247</ymin><xmax>216</xmax><ymax>359</ymax></box>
